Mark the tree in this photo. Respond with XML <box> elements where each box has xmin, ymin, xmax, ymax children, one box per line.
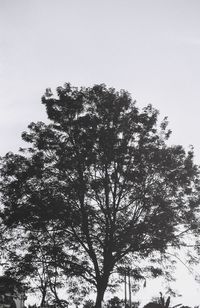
<box><xmin>143</xmin><ymin>293</ymin><xmax>182</xmax><ymax>308</ymax></box>
<box><xmin>0</xmin><ymin>224</ymin><xmax>69</xmax><ymax>307</ymax></box>
<box><xmin>0</xmin><ymin>83</ymin><xmax>199</xmax><ymax>308</ymax></box>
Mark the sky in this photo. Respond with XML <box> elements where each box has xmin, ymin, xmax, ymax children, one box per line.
<box><xmin>1</xmin><ymin>0</ymin><xmax>200</xmax><ymax>305</ymax></box>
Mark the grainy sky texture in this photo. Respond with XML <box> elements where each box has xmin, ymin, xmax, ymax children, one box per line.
<box><xmin>1</xmin><ymin>0</ymin><xmax>200</xmax><ymax>305</ymax></box>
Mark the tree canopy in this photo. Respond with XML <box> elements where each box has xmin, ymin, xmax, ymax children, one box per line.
<box><xmin>0</xmin><ymin>83</ymin><xmax>199</xmax><ymax>308</ymax></box>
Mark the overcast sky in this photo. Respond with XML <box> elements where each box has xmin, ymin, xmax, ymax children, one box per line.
<box><xmin>1</xmin><ymin>0</ymin><xmax>200</xmax><ymax>305</ymax></box>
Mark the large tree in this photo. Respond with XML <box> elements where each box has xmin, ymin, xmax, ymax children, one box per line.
<box><xmin>0</xmin><ymin>83</ymin><xmax>199</xmax><ymax>308</ymax></box>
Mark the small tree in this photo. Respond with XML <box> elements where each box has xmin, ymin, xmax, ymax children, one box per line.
<box><xmin>1</xmin><ymin>225</ymin><xmax>68</xmax><ymax>307</ymax></box>
<box><xmin>143</xmin><ymin>293</ymin><xmax>182</xmax><ymax>308</ymax></box>
<box><xmin>0</xmin><ymin>83</ymin><xmax>199</xmax><ymax>308</ymax></box>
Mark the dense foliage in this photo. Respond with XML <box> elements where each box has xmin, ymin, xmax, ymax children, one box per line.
<box><xmin>0</xmin><ymin>84</ymin><xmax>199</xmax><ymax>308</ymax></box>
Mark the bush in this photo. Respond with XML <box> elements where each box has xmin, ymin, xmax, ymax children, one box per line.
<box><xmin>143</xmin><ymin>303</ymin><xmax>162</xmax><ymax>308</ymax></box>
<box><xmin>83</xmin><ymin>300</ymin><xmax>95</xmax><ymax>308</ymax></box>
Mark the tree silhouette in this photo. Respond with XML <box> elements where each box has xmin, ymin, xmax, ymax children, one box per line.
<box><xmin>0</xmin><ymin>83</ymin><xmax>199</xmax><ymax>308</ymax></box>
<box><xmin>2</xmin><ymin>228</ymin><xmax>67</xmax><ymax>307</ymax></box>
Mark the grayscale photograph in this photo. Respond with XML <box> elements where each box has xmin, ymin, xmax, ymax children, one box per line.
<box><xmin>0</xmin><ymin>1</ymin><xmax>200</xmax><ymax>308</ymax></box>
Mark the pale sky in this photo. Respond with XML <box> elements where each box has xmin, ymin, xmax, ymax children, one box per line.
<box><xmin>1</xmin><ymin>0</ymin><xmax>200</xmax><ymax>305</ymax></box>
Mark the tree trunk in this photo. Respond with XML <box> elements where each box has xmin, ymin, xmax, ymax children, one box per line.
<box><xmin>40</xmin><ymin>289</ymin><xmax>46</xmax><ymax>307</ymax></box>
<box><xmin>128</xmin><ymin>273</ymin><xmax>131</xmax><ymax>308</ymax></box>
<box><xmin>124</xmin><ymin>273</ymin><xmax>127</xmax><ymax>308</ymax></box>
<box><xmin>95</xmin><ymin>280</ymin><xmax>108</xmax><ymax>308</ymax></box>
<box><xmin>95</xmin><ymin>289</ymin><xmax>105</xmax><ymax>308</ymax></box>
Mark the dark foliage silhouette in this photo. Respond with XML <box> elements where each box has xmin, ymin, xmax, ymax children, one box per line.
<box><xmin>0</xmin><ymin>83</ymin><xmax>199</xmax><ymax>308</ymax></box>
